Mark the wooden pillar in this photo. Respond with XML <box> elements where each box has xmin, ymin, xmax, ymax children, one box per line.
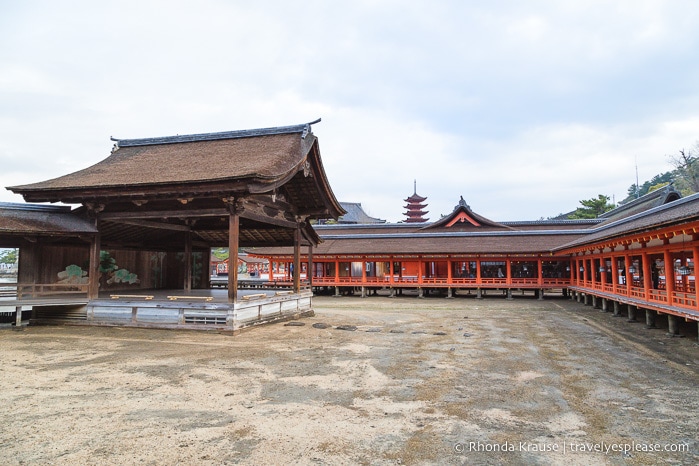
<box><xmin>664</xmin><ymin>249</ymin><xmax>674</xmax><ymax>305</ymax></box>
<box><xmin>590</xmin><ymin>257</ymin><xmax>597</xmax><ymax>289</ymax></box>
<box><xmin>693</xmin><ymin>244</ymin><xmax>699</xmax><ymax>307</ymax></box>
<box><xmin>184</xmin><ymin>231</ymin><xmax>192</xmax><ymax>292</ymax></box>
<box><xmin>600</xmin><ymin>257</ymin><xmax>608</xmax><ymax>288</ymax></box>
<box><xmin>447</xmin><ymin>258</ymin><xmax>452</xmax><ymax>286</ymax></box>
<box><xmin>611</xmin><ymin>256</ymin><xmax>618</xmax><ymax>295</ymax></box>
<box><xmin>88</xmin><ymin>230</ymin><xmax>101</xmax><ymax>300</ymax></box>
<box><xmin>308</xmin><ymin>245</ymin><xmax>314</xmax><ymax>288</ymax></box>
<box><xmin>334</xmin><ymin>259</ymin><xmax>340</xmax><ymax>285</ymax></box>
<box><xmin>15</xmin><ymin>305</ymin><xmax>23</xmax><ymax>328</ymax></box>
<box><xmin>293</xmin><ymin>224</ymin><xmax>301</xmax><ymax>293</ymax></box>
<box><xmin>624</xmin><ymin>254</ymin><xmax>632</xmax><ymax>295</ymax></box>
<box><xmin>505</xmin><ymin>259</ymin><xmax>512</xmax><ymax>285</ymax></box>
<box><xmin>537</xmin><ymin>258</ymin><xmax>543</xmax><ymax>286</ymax></box>
<box><xmin>418</xmin><ymin>259</ymin><xmax>424</xmax><ymax>286</ymax></box>
<box><xmin>228</xmin><ymin>210</ymin><xmax>239</xmax><ymax>303</ymax></box>
<box><xmin>641</xmin><ymin>250</ymin><xmax>651</xmax><ymax>300</ymax></box>
<box><xmin>389</xmin><ymin>258</ymin><xmax>394</xmax><ymax>286</ymax></box>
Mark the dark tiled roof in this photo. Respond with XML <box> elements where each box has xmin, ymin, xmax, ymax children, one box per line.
<box><xmin>598</xmin><ymin>184</ymin><xmax>681</xmax><ymax>223</ymax></box>
<box><xmin>555</xmin><ymin>193</ymin><xmax>699</xmax><ymax>251</ymax></box>
<box><xmin>112</xmin><ymin>120</ymin><xmax>318</xmax><ymax>147</ymax></box>
<box><xmin>337</xmin><ymin>202</ymin><xmax>386</xmax><ymax>224</ymax></box>
<box><xmin>0</xmin><ymin>203</ymin><xmax>96</xmax><ymax>236</ymax></box>
<box><xmin>424</xmin><ymin>196</ymin><xmax>511</xmax><ymax>231</ymax></box>
<box><xmin>255</xmin><ymin>229</ymin><xmax>585</xmax><ymax>256</ymax></box>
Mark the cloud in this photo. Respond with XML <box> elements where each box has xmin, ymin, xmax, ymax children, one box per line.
<box><xmin>1</xmin><ymin>0</ymin><xmax>699</xmax><ymax>222</ymax></box>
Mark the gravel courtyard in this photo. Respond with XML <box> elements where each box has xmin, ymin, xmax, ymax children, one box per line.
<box><xmin>1</xmin><ymin>295</ymin><xmax>697</xmax><ymax>465</ymax></box>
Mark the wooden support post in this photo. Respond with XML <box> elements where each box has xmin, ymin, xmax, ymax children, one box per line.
<box><xmin>613</xmin><ymin>300</ymin><xmax>621</xmax><ymax>316</ymax></box>
<box><xmin>228</xmin><ymin>209</ymin><xmax>239</xmax><ymax>303</ymax></box>
<box><xmin>184</xmin><ymin>230</ymin><xmax>192</xmax><ymax>292</ymax></box>
<box><xmin>88</xmin><ymin>229</ymin><xmax>101</xmax><ymax>300</ymax></box>
<box><xmin>641</xmin><ymin>251</ymin><xmax>651</xmax><ymax>300</ymax></box>
<box><xmin>308</xmin><ymin>245</ymin><xmax>314</xmax><ymax>288</ymax></box>
<box><xmin>645</xmin><ymin>309</ymin><xmax>657</xmax><ymax>328</ymax></box>
<box><xmin>694</xmin><ymin>245</ymin><xmax>699</xmax><ymax>307</ymax></box>
<box><xmin>667</xmin><ymin>314</ymin><xmax>680</xmax><ymax>336</ymax></box>
<box><xmin>627</xmin><ymin>304</ymin><xmax>637</xmax><ymax>322</ymax></box>
<box><xmin>335</xmin><ymin>259</ymin><xmax>340</xmax><ymax>285</ymax></box>
<box><xmin>293</xmin><ymin>224</ymin><xmax>301</xmax><ymax>294</ymax></box>
<box><xmin>624</xmin><ymin>255</ymin><xmax>632</xmax><ymax>295</ymax></box>
<box><xmin>15</xmin><ymin>306</ymin><xmax>23</xmax><ymax>329</ymax></box>
<box><xmin>664</xmin><ymin>249</ymin><xmax>674</xmax><ymax>306</ymax></box>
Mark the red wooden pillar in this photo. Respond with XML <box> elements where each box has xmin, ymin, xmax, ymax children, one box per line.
<box><xmin>537</xmin><ymin>258</ymin><xmax>543</xmax><ymax>286</ymax></box>
<box><xmin>308</xmin><ymin>245</ymin><xmax>314</xmax><ymax>288</ymax></box>
<box><xmin>334</xmin><ymin>259</ymin><xmax>340</xmax><ymax>285</ymax></box>
<box><xmin>664</xmin><ymin>249</ymin><xmax>674</xmax><ymax>305</ymax></box>
<box><xmin>624</xmin><ymin>254</ymin><xmax>632</xmax><ymax>296</ymax></box>
<box><xmin>505</xmin><ymin>258</ymin><xmax>512</xmax><ymax>285</ymax></box>
<box><xmin>361</xmin><ymin>258</ymin><xmax>367</xmax><ymax>286</ymax></box>
<box><xmin>611</xmin><ymin>255</ymin><xmax>618</xmax><ymax>295</ymax></box>
<box><xmin>447</xmin><ymin>258</ymin><xmax>452</xmax><ymax>286</ymax></box>
<box><xmin>641</xmin><ymin>250</ymin><xmax>652</xmax><ymax>300</ymax></box>
<box><xmin>693</xmin><ymin>244</ymin><xmax>699</xmax><ymax>306</ymax></box>
<box><xmin>600</xmin><ymin>256</ymin><xmax>607</xmax><ymax>289</ymax></box>
<box><xmin>476</xmin><ymin>259</ymin><xmax>482</xmax><ymax>286</ymax></box>
<box><xmin>293</xmin><ymin>225</ymin><xmax>301</xmax><ymax>293</ymax></box>
<box><xmin>389</xmin><ymin>258</ymin><xmax>394</xmax><ymax>286</ymax></box>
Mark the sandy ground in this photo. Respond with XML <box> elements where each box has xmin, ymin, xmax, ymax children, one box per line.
<box><xmin>0</xmin><ymin>294</ymin><xmax>697</xmax><ymax>465</ymax></box>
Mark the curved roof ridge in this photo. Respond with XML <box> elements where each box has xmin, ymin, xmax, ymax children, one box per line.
<box><xmin>424</xmin><ymin>196</ymin><xmax>512</xmax><ymax>230</ymax></box>
<box><xmin>111</xmin><ymin>118</ymin><xmax>321</xmax><ymax>148</ymax></box>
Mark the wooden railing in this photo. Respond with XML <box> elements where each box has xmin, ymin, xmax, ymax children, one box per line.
<box><xmin>17</xmin><ymin>283</ymin><xmax>89</xmax><ymax>299</ymax></box>
<box><xmin>0</xmin><ymin>282</ymin><xmax>17</xmax><ymax>298</ymax></box>
<box><xmin>310</xmin><ymin>276</ymin><xmax>572</xmax><ymax>288</ymax></box>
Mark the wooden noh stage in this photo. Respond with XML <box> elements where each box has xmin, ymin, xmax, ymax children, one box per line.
<box><xmin>2</xmin><ymin>120</ymin><xmax>345</xmax><ymax>331</ymax></box>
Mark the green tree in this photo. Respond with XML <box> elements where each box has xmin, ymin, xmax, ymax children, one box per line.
<box><xmin>669</xmin><ymin>143</ymin><xmax>699</xmax><ymax>195</ymax></box>
<box><xmin>567</xmin><ymin>195</ymin><xmax>615</xmax><ymax>219</ymax></box>
<box><xmin>0</xmin><ymin>248</ymin><xmax>18</xmax><ymax>265</ymax></box>
<box><xmin>624</xmin><ymin>171</ymin><xmax>674</xmax><ymax>202</ymax></box>
<box><xmin>212</xmin><ymin>248</ymin><xmax>229</xmax><ymax>260</ymax></box>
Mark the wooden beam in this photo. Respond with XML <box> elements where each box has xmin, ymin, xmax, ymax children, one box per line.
<box><xmin>100</xmin><ymin>208</ymin><xmax>228</xmax><ymax>220</ymax></box>
<box><xmin>106</xmin><ymin>218</ymin><xmax>192</xmax><ymax>232</ymax></box>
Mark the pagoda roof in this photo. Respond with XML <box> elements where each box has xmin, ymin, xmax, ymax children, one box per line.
<box><xmin>404</xmin><ymin>193</ymin><xmax>427</xmax><ymax>203</ymax></box>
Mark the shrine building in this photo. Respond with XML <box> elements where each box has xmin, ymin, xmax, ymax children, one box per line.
<box><xmin>1</xmin><ymin>120</ymin><xmax>345</xmax><ymax>331</ymax></box>
<box><xmin>1</xmin><ymin>120</ymin><xmax>698</xmax><ymax>339</ymax></box>
<box><xmin>251</xmin><ymin>185</ymin><xmax>699</xmax><ymax>337</ymax></box>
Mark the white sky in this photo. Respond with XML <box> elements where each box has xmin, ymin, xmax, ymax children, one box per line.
<box><xmin>1</xmin><ymin>0</ymin><xmax>698</xmax><ymax>222</ymax></box>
